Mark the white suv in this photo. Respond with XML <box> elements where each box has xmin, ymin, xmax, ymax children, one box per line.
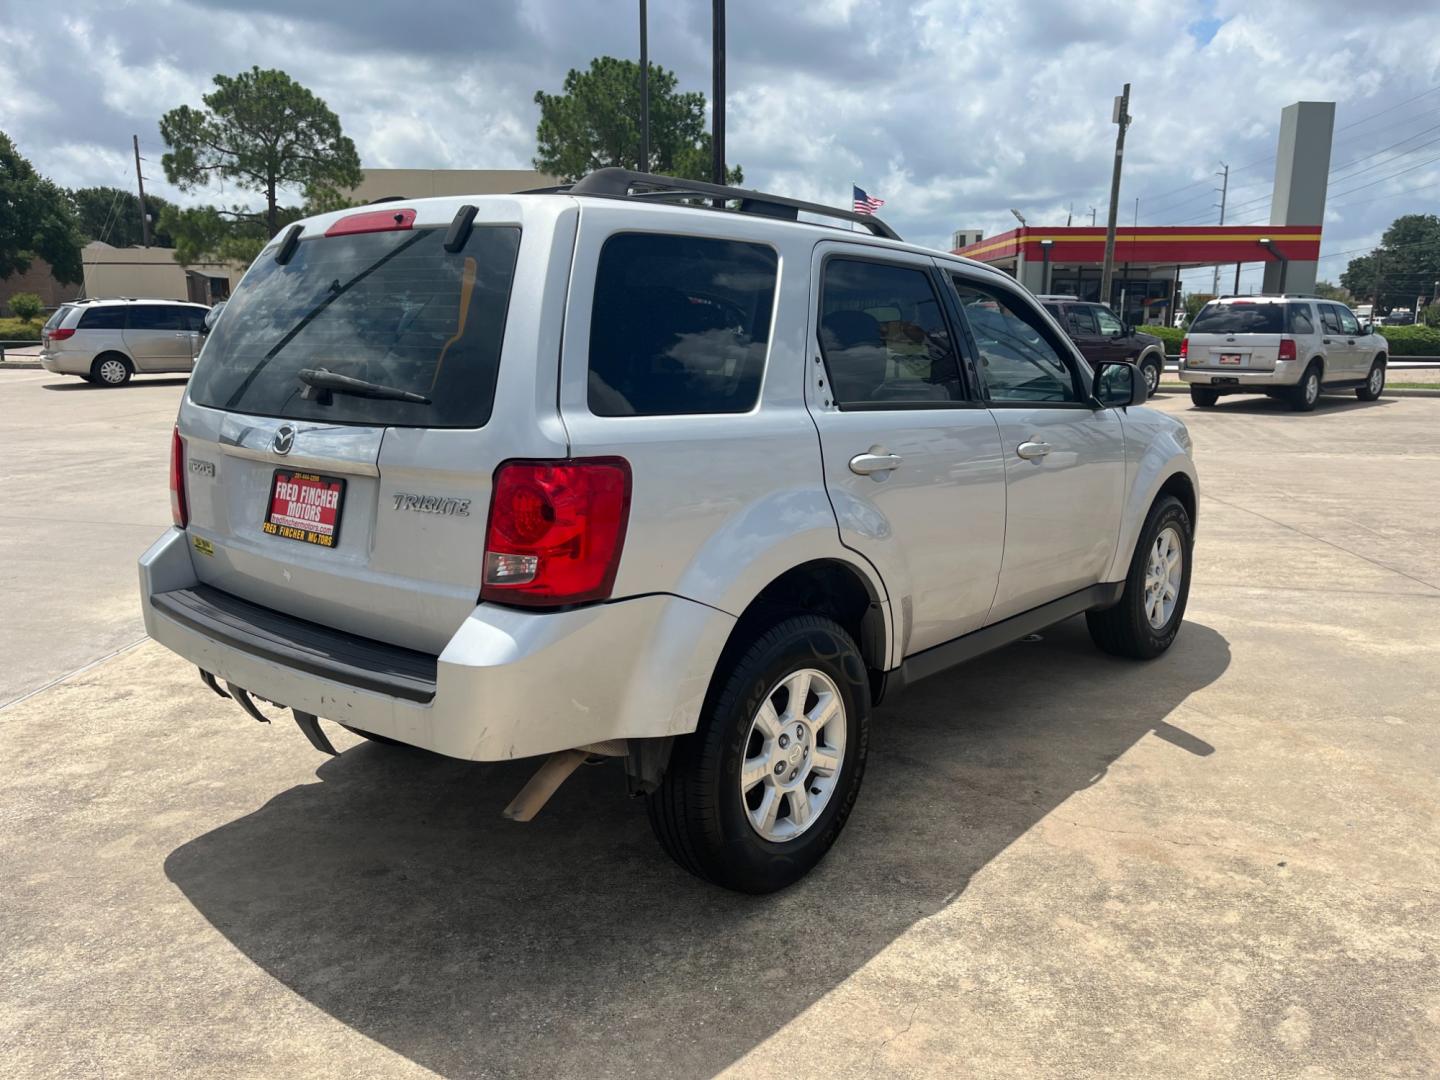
<box><xmin>40</xmin><ymin>298</ymin><xmax>211</xmax><ymax>386</ymax></box>
<box><xmin>139</xmin><ymin>171</ymin><xmax>1199</xmax><ymax>892</ymax></box>
<box><xmin>1180</xmin><ymin>295</ymin><xmax>1388</xmax><ymax>410</ymax></box>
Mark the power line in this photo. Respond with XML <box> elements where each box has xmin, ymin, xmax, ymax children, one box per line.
<box><xmin>1327</xmin><ymin>152</ymin><xmax>1440</xmax><ymax>201</ymax></box>
<box><xmin>1333</xmin><ymin>84</ymin><xmax>1440</xmax><ymax>134</ymax></box>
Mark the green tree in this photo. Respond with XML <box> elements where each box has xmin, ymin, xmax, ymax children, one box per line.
<box><xmin>1183</xmin><ymin>292</ymin><xmax>1214</xmax><ymax>320</ymax></box>
<box><xmin>1313</xmin><ymin>280</ymin><xmax>1352</xmax><ymax>303</ymax></box>
<box><xmin>160</xmin><ymin>67</ymin><xmax>362</xmax><ymax>239</ymax></box>
<box><xmin>1340</xmin><ymin>214</ymin><xmax>1440</xmax><ymax>311</ymax></box>
<box><xmin>69</xmin><ymin>186</ymin><xmax>176</xmax><ymax>248</ymax></box>
<box><xmin>534</xmin><ymin>57</ymin><xmax>742</xmax><ymax>184</ymax></box>
<box><xmin>157</xmin><ymin>202</ymin><xmax>306</xmax><ymax>267</ymax></box>
<box><xmin>0</xmin><ymin>132</ymin><xmax>83</xmax><ymax>283</ymax></box>
<box><xmin>8</xmin><ymin>291</ymin><xmax>42</xmax><ymax>321</ymax></box>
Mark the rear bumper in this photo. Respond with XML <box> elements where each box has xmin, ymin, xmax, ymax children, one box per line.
<box><xmin>40</xmin><ymin>350</ymin><xmax>90</xmax><ymax>375</ymax></box>
<box><xmin>1180</xmin><ymin>360</ymin><xmax>1300</xmax><ymax>388</ymax></box>
<box><xmin>139</xmin><ymin>528</ymin><xmax>735</xmax><ymax>761</ymax></box>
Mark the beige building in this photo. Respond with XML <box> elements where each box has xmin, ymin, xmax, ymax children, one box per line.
<box><xmin>348</xmin><ymin>168</ymin><xmax>557</xmax><ymax>204</ymax></box>
<box><xmin>81</xmin><ymin>242</ymin><xmax>244</xmax><ymax>305</ymax></box>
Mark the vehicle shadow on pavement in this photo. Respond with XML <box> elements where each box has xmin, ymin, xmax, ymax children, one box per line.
<box><xmin>1187</xmin><ymin>396</ymin><xmax>1394</xmax><ymax>416</ymax></box>
<box><xmin>41</xmin><ymin>377</ymin><xmax>189</xmax><ymax>391</ymax></box>
<box><xmin>164</xmin><ymin>615</ymin><xmax>1229</xmax><ymax>1079</ymax></box>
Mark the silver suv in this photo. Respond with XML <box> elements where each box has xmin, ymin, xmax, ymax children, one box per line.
<box><xmin>1180</xmin><ymin>295</ymin><xmax>1389</xmax><ymax>410</ymax></box>
<box><xmin>139</xmin><ymin>171</ymin><xmax>1199</xmax><ymax>892</ymax></box>
<box><xmin>41</xmin><ymin>298</ymin><xmax>210</xmax><ymax>386</ymax></box>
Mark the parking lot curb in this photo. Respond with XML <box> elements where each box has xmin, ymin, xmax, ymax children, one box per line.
<box><xmin>1</xmin><ymin>360</ymin><xmax>43</xmax><ymax>370</ymax></box>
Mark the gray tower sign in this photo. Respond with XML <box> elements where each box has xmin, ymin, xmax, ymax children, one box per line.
<box><xmin>1265</xmin><ymin>101</ymin><xmax>1335</xmax><ymax>293</ymax></box>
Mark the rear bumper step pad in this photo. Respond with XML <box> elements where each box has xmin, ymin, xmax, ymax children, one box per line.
<box><xmin>151</xmin><ymin>584</ymin><xmax>438</xmax><ymax>703</ymax></box>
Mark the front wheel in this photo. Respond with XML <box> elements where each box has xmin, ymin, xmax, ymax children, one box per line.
<box><xmin>1087</xmin><ymin>495</ymin><xmax>1193</xmax><ymax>660</ymax></box>
<box><xmin>1356</xmin><ymin>359</ymin><xmax>1385</xmax><ymax>401</ymax></box>
<box><xmin>648</xmin><ymin>615</ymin><xmax>870</xmax><ymax>893</ymax></box>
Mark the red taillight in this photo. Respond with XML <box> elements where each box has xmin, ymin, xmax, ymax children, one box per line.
<box><xmin>48</xmin><ymin>327</ymin><xmax>76</xmax><ymax>341</ymax></box>
<box><xmin>481</xmin><ymin>458</ymin><xmax>632</xmax><ymax>607</ymax></box>
<box><xmin>169</xmin><ymin>426</ymin><xmax>188</xmax><ymax>528</ymax></box>
<box><xmin>1179</xmin><ymin>337</ymin><xmax>1188</xmax><ymax>360</ymax></box>
<box><xmin>324</xmin><ymin>208</ymin><xmax>416</xmax><ymax>237</ymax></box>
<box><xmin>1278</xmin><ymin>338</ymin><xmax>1297</xmax><ymax>362</ymax></box>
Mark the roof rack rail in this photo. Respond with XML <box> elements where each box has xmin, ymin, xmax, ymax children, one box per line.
<box><xmin>1215</xmin><ymin>292</ymin><xmax>1321</xmax><ymax>300</ymax></box>
<box><xmin>520</xmin><ymin>168</ymin><xmax>901</xmax><ymax>241</ymax></box>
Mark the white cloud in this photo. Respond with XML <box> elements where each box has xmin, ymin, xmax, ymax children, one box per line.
<box><xmin>1</xmin><ymin>0</ymin><xmax>1436</xmax><ymax>289</ymax></box>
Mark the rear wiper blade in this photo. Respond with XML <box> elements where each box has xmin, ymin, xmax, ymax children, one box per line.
<box><xmin>296</xmin><ymin>367</ymin><xmax>431</xmax><ymax>405</ymax></box>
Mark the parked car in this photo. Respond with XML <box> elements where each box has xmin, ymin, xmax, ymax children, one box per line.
<box><xmin>1382</xmin><ymin>308</ymin><xmax>1414</xmax><ymax>326</ymax></box>
<box><xmin>1037</xmin><ymin>295</ymin><xmax>1168</xmax><ymax>396</ymax></box>
<box><xmin>139</xmin><ymin>170</ymin><xmax>1199</xmax><ymax>893</ymax></box>
<box><xmin>40</xmin><ymin>298</ymin><xmax>211</xmax><ymax>386</ymax></box>
<box><xmin>1180</xmin><ymin>295</ymin><xmax>1389</xmax><ymax>410</ymax></box>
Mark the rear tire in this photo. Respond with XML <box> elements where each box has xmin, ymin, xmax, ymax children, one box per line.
<box><xmin>1141</xmin><ymin>354</ymin><xmax>1163</xmax><ymax>396</ymax></box>
<box><xmin>1189</xmin><ymin>386</ymin><xmax>1219</xmax><ymax>408</ymax></box>
<box><xmin>1289</xmin><ymin>363</ymin><xmax>1321</xmax><ymax>411</ymax></box>
<box><xmin>647</xmin><ymin>614</ymin><xmax>870</xmax><ymax>893</ymax></box>
<box><xmin>1087</xmin><ymin>495</ymin><xmax>1192</xmax><ymax>660</ymax></box>
<box><xmin>90</xmin><ymin>353</ymin><xmax>132</xmax><ymax>387</ymax></box>
<box><xmin>1356</xmin><ymin>358</ymin><xmax>1385</xmax><ymax>401</ymax></box>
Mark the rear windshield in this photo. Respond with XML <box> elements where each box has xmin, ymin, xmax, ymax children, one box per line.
<box><xmin>44</xmin><ymin>306</ymin><xmax>72</xmax><ymax>330</ymax></box>
<box><xmin>1190</xmin><ymin>303</ymin><xmax>1285</xmax><ymax>335</ymax></box>
<box><xmin>189</xmin><ymin>224</ymin><xmax>521</xmax><ymax>428</ymax></box>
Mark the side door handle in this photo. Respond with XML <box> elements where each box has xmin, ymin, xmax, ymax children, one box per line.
<box><xmin>1322</xmin><ymin>338</ymin><xmax>1332</xmax><ymax>344</ymax></box>
<box><xmin>1016</xmin><ymin>440</ymin><xmax>1052</xmax><ymax>460</ymax></box>
<box><xmin>849</xmin><ymin>449</ymin><xmax>903</xmax><ymax>475</ymax></box>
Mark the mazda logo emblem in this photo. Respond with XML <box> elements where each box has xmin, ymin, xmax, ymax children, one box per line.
<box><xmin>273</xmin><ymin>425</ymin><xmax>296</xmax><ymax>456</ymax></box>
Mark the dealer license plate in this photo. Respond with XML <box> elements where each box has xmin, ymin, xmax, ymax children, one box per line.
<box><xmin>263</xmin><ymin>470</ymin><xmax>346</xmax><ymax>548</ymax></box>
<box><xmin>1218</xmin><ymin>353</ymin><xmax>1242</xmax><ymax>365</ymax></box>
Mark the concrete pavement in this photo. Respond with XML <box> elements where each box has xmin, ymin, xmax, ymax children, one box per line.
<box><xmin>2</xmin><ymin>368</ymin><xmax>1438</xmax><ymax>1078</ymax></box>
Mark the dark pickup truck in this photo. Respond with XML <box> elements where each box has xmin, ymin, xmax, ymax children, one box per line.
<box><xmin>1039</xmin><ymin>296</ymin><xmax>1167</xmax><ymax>396</ymax></box>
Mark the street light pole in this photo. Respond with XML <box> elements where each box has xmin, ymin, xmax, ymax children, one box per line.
<box><xmin>711</xmin><ymin>0</ymin><xmax>726</xmax><ymax>192</ymax></box>
<box><xmin>639</xmin><ymin>0</ymin><xmax>649</xmax><ymax>173</ymax></box>
<box><xmin>132</xmin><ymin>134</ymin><xmax>151</xmax><ymax>248</ymax></box>
<box><xmin>1211</xmin><ymin>161</ymin><xmax>1228</xmax><ymax>295</ymax></box>
<box><xmin>1099</xmin><ymin>83</ymin><xmax>1131</xmax><ymax>309</ymax></box>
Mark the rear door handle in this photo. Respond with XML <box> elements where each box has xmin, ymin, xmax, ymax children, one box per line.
<box><xmin>1322</xmin><ymin>338</ymin><xmax>1332</xmax><ymax>344</ymax></box>
<box><xmin>1016</xmin><ymin>440</ymin><xmax>1052</xmax><ymax>460</ymax></box>
<box><xmin>849</xmin><ymin>450</ymin><xmax>903</xmax><ymax>475</ymax></box>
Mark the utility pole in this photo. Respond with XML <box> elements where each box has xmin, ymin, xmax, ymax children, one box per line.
<box><xmin>1089</xmin><ymin>207</ymin><xmax>1097</xmax><ymax>226</ymax></box>
<box><xmin>1371</xmin><ymin>250</ymin><xmax>1384</xmax><ymax>315</ymax></box>
<box><xmin>711</xmin><ymin>0</ymin><xmax>726</xmax><ymax>195</ymax></box>
<box><xmin>132</xmin><ymin>134</ymin><xmax>151</xmax><ymax>248</ymax></box>
<box><xmin>1133</xmin><ymin>197</ymin><xmax>1139</xmax><ymax>226</ymax></box>
<box><xmin>1099</xmin><ymin>83</ymin><xmax>1130</xmax><ymax>307</ymax></box>
<box><xmin>638</xmin><ymin>0</ymin><xmax>649</xmax><ymax>172</ymax></box>
<box><xmin>1211</xmin><ymin>161</ymin><xmax>1228</xmax><ymax>295</ymax></box>
<box><xmin>1066</xmin><ymin>202</ymin><xmax>1073</xmax><ymax>227</ymax></box>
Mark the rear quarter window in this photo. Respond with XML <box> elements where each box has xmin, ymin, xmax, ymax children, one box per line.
<box><xmin>587</xmin><ymin>233</ymin><xmax>778</xmax><ymax>416</ymax></box>
<box><xmin>78</xmin><ymin>307</ymin><xmax>127</xmax><ymax>330</ymax></box>
<box><xmin>1189</xmin><ymin>303</ymin><xmax>1285</xmax><ymax>334</ymax></box>
<box><xmin>188</xmin><ymin>224</ymin><xmax>521</xmax><ymax>428</ymax></box>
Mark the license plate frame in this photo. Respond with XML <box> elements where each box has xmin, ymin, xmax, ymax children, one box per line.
<box><xmin>263</xmin><ymin>469</ymin><xmax>347</xmax><ymax>548</ymax></box>
<box><xmin>1218</xmin><ymin>353</ymin><xmax>1243</xmax><ymax>365</ymax></box>
<box><xmin>1210</xmin><ymin>376</ymin><xmax>1239</xmax><ymax>385</ymax></box>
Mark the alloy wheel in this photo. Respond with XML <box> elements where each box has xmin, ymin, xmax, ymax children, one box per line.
<box><xmin>1369</xmin><ymin>366</ymin><xmax>1384</xmax><ymax>396</ymax></box>
<box><xmin>739</xmin><ymin>668</ymin><xmax>846</xmax><ymax>842</ymax></box>
<box><xmin>98</xmin><ymin>359</ymin><xmax>128</xmax><ymax>385</ymax></box>
<box><xmin>1144</xmin><ymin>525</ymin><xmax>1183</xmax><ymax>630</ymax></box>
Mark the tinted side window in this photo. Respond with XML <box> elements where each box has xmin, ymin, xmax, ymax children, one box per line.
<box><xmin>1066</xmin><ymin>305</ymin><xmax>1099</xmax><ymax>334</ymax></box>
<box><xmin>1094</xmin><ymin>307</ymin><xmax>1124</xmax><ymax>336</ymax></box>
<box><xmin>818</xmin><ymin>259</ymin><xmax>963</xmax><ymax>407</ymax></box>
<box><xmin>588</xmin><ymin>234</ymin><xmax>777</xmax><ymax>417</ymax></box>
<box><xmin>1319</xmin><ymin>305</ymin><xmax>1344</xmax><ymax>335</ymax></box>
<box><xmin>78</xmin><ymin>306</ymin><xmax>127</xmax><ymax>330</ymax></box>
<box><xmin>178</xmin><ymin>308</ymin><xmax>207</xmax><ymax>331</ymax></box>
<box><xmin>952</xmin><ymin>278</ymin><xmax>1080</xmax><ymax>403</ymax></box>
<box><xmin>128</xmin><ymin>305</ymin><xmax>185</xmax><ymax>330</ymax></box>
<box><xmin>1288</xmin><ymin>304</ymin><xmax>1315</xmax><ymax>335</ymax></box>
<box><xmin>1337</xmin><ymin>307</ymin><xmax>1361</xmax><ymax>335</ymax></box>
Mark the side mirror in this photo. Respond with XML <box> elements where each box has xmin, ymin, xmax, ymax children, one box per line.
<box><xmin>1361</xmin><ymin>321</ymin><xmax>1373</xmax><ymax>335</ymax></box>
<box><xmin>1094</xmin><ymin>359</ymin><xmax>1146</xmax><ymax>408</ymax></box>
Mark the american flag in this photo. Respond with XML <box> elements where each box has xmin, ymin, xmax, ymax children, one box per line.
<box><xmin>852</xmin><ymin>185</ymin><xmax>886</xmax><ymax>215</ymax></box>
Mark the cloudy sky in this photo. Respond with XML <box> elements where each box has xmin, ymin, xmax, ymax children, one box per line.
<box><xmin>2</xmin><ymin>0</ymin><xmax>1437</xmax><ymax>291</ymax></box>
